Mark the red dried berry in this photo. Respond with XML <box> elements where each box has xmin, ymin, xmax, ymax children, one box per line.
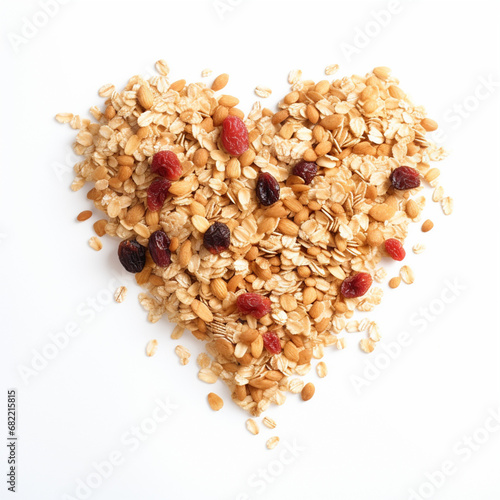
<box><xmin>236</xmin><ymin>293</ymin><xmax>272</xmax><ymax>319</ymax></box>
<box><xmin>203</xmin><ymin>222</ymin><xmax>231</xmax><ymax>254</ymax></box>
<box><xmin>221</xmin><ymin>115</ymin><xmax>249</xmax><ymax>156</ymax></box>
<box><xmin>390</xmin><ymin>166</ymin><xmax>421</xmax><ymax>190</ymax></box>
<box><xmin>151</xmin><ymin>150</ymin><xmax>183</xmax><ymax>180</ymax></box>
<box><xmin>118</xmin><ymin>240</ymin><xmax>147</xmax><ymax>273</ymax></box>
<box><xmin>147</xmin><ymin>178</ymin><xmax>171</xmax><ymax>211</ymax></box>
<box><xmin>148</xmin><ymin>230</ymin><xmax>171</xmax><ymax>267</ymax></box>
<box><xmin>384</xmin><ymin>238</ymin><xmax>406</xmax><ymax>261</ymax></box>
<box><xmin>262</xmin><ymin>332</ymin><xmax>282</xmax><ymax>355</ymax></box>
<box><xmin>340</xmin><ymin>272</ymin><xmax>373</xmax><ymax>298</ymax></box>
<box><xmin>292</xmin><ymin>160</ymin><xmax>318</xmax><ymax>185</ymax></box>
<box><xmin>256</xmin><ymin>172</ymin><xmax>280</xmax><ymax>206</ymax></box>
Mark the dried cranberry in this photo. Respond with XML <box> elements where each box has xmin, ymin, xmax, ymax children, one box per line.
<box><xmin>151</xmin><ymin>150</ymin><xmax>183</xmax><ymax>180</ymax></box>
<box><xmin>262</xmin><ymin>332</ymin><xmax>282</xmax><ymax>355</ymax></box>
<box><xmin>148</xmin><ymin>230</ymin><xmax>171</xmax><ymax>267</ymax></box>
<box><xmin>237</xmin><ymin>293</ymin><xmax>272</xmax><ymax>319</ymax></box>
<box><xmin>118</xmin><ymin>240</ymin><xmax>147</xmax><ymax>273</ymax></box>
<box><xmin>384</xmin><ymin>238</ymin><xmax>406</xmax><ymax>261</ymax></box>
<box><xmin>203</xmin><ymin>222</ymin><xmax>231</xmax><ymax>254</ymax></box>
<box><xmin>221</xmin><ymin>115</ymin><xmax>249</xmax><ymax>156</ymax></box>
<box><xmin>292</xmin><ymin>160</ymin><xmax>318</xmax><ymax>184</ymax></box>
<box><xmin>256</xmin><ymin>172</ymin><xmax>280</xmax><ymax>206</ymax></box>
<box><xmin>147</xmin><ymin>178</ymin><xmax>171</xmax><ymax>211</ymax></box>
<box><xmin>340</xmin><ymin>272</ymin><xmax>373</xmax><ymax>298</ymax></box>
<box><xmin>390</xmin><ymin>166</ymin><xmax>420</xmax><ymax>190</ymax></box>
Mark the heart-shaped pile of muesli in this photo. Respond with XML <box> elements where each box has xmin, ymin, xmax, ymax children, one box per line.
<box><xmin>57</xmin><ymin>61</ymin><xmax>451</xmax><ymax>417</ymax></box>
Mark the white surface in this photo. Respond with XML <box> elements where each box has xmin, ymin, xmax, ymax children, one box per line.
<box><xmin>1</xmin><ymin>1</ymin><xmax>500</xmax><ymax>499</ymax></box>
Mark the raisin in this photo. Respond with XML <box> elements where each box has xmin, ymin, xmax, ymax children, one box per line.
<box><xmin>118</xmin><ymin>240</ymin><xmax>147</xmax><ymax>273</ymax></box>
<box><xmin>221</xmin><ymin>115</ymin><xmax>249</xmax><ymax>156</ymax></box>
<box><xmin>237</xmin><ymin>293</ymin><xmax>272</xmax><ymax>319</ymax></box>
<box><xmin>340</xmin><ymin>272</ymin><xmax>373</xmax><ymax>298</ymax></box>
<box><xmin>390</xmin><ymin>166</ymin><xmax>420</xmax><ymax>190</ymax></box>
<box><xmin>292</xmin><ymin>160</ymin><xmax>318</xmax><ymax>184</ymax></box>
<box><xmin>256</xmin><ymin>172</ymin><xmax>280</xmax><ymax>206</ymax></box>
<box><xmin>151</xmin><ymin>150</ymin><xmax>183</xmax><ymax>180</ymax></box>
<box><xmin>262</xmin><ymin>332</ymin><xmax>282</xmax><ymax>355</ymax></box>
<box><xmin>384</xmin><ymin>238</ymin><xmax>406</xmax><ymax>261</ymax></box>
<box><xmin>147</xmin><ymin>178</ymin><xmax>171</xmax><ymax>211</ymax></box>
<box><xmin>148</xmin><ymin>230</ymin><xmax>171</xmax><ymax>267</ymax></box>
<box><xmin>203</xmin><ymin>222</ymin><xmax>231</xmax><ymax>254</ymax></box>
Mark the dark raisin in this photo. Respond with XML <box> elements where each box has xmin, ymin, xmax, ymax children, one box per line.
<box><xmin>256</xmin><ymin>172</ymin><xmax>280</xmax><ymax>206</ymax></box>
<box><xmin>147</xmin><ymin>178</ymin><xmax>171</xmax><ymax>211</ymax></box>
<box><xmin>118</xmin><ymin>240</ymin><xmax>147</xmax><ymax>273</ymax></box>
<box><xmin>340</xmin><ymin>272</ymin><xmax>373</xmax><ymax>298</ymax></box>
<box><xmin>203</xmin><ymin>222</ymin><xmax>231</xmax><ymax>254</ymax></box>
<box><xmin>262</xmin><ymin>332</ymin><xmax>282</xmax><ymax>354</ymax></box>
<box><xmin>236</xmin><ymin>293</ymin><xmax>272</xmax><ymax>319</ymax></box>
<box><xmin>221</xmin><ymin>115</ymin><xmax>249</xmax><ymax>156</ymax></box>
<box><xmin>148</xmin><ymin>230</ymin><xmax>171</xmax><ymax>267</ymax></box>
<box><xmin>292</xmin><ymin>160</ymin><xmax>318</xmax><ymax>184</ymax></box>
<box><xmin>390</xmin><ymin>166</ymin><xmax>420</xmax><ymax>190</ymax></box>
<box><xmin>151</xmin><ymin>150</ymin><xmax>183</xmax><ymax>180</ymax></box>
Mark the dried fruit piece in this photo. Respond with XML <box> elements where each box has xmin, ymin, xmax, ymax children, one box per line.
<box><xmin>221</xmin><ymin>115</ymin><xmax>249</xmax><ymax>156</ymax></box>
<box><xmin>292</xmin><ymin>160</ymin><xmax>318</xmax><ymax>184</ymax></box>
<box><xmin>340</xmin><ymin>272</ymin><xmax>373</xmax><ymax>298</ymax></box>
<box><xmin>384</xmin><ymin>238</ymin><xmax>406</xmax><ymax>261</ymax></box>
<box><xmin>390</xmin><ymin>166</ymin><xmax>421</xmax><ymax>190</ymax></box>
<box><xmin>237</xmin><ymin>293</ymin><xmax>272</xmax><ymax>319</ymax></box>
<box><xmin>147</xmin><ymin>178</ymin><xmax>171</xmax><ymax>211</ymax></box>
<box><xmin>118</xmin><ymin>240</ymin><xmax>147</xmax><ymax>273</ymax></box>
<box><xmin>151</xmin><ymin>150</ymin><xmax>182</xmax><ymax>180</ymax></box>
<box><xmin>256</xmin><ymin>172</ymin><xmax>280</xmax><ymax>206</ymax></box>
<box><xmin>148</xmin><ymin>230</ymin><xmax>171</xmax><ymax>267</ymax></box>
<box><xmin>262</xmin><ymin>332</ymin><xmax>281</xmax><ymax>355</ymax></box>
<box><xmin>203</xmin><ymin>222</ymin><xmax>231</xmax><ymax>254</ymax></box>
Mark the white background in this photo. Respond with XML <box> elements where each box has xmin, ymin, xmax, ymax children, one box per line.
<box><xmin>1</xmin><ymin>1</ymin><xmax>500</xmax><ymax>499</ymax></box>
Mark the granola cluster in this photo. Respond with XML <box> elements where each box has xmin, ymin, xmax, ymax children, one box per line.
<box><xmin>58</xmin><ymin>62</ymin><xmax>450</xmax><ymax>416</ymax></box>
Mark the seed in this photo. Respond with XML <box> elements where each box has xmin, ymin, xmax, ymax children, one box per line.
<box><xmin>280</xmin><ymin>294</ymin><xmax>297</xmax><ymax>312</ymax></box>
<box><xmin>207</xmin><ymin>393</ymin><xmax>224</xmax><ymax>411</ymax></box>
<box><xmin>284</xmin><ymin>342</ymin><xmax>299</xmax><ymax>363</ymax></box>
<box><xmin>306</xmin><ymin>104</ymin><xmax>319</xmax><ymax>124</ymax></box>
<box><xmin>193</xmin><ymin>148</ymin><xmax>209</xmax><ymax>167</ymax></box>
<box><xmin>303</xmin><ymin>286</ymin><xmax>317</xmax><ymax>305</ymax></box>
<box><xmin>320</xmin><ymin>114</ymin><xmax>343</xmax><ymax>130</ymax></box>
<box><xmin>114</xmin><ymin>286</ymin><xmax>127</xmax><ymax>303</ymax></box>
<box><xmin>191</xmin><ymin>299</ymin><xmax>214</xmax><ymax>323</ymax></box>
<box><xmin>277</xmin><ymin>219</ymin><xmax>299</xmax><ymax>236</ymax></box>
<box><xmin>146</xmin><ymin>339</ymin><xmax>158</xmax><ymax>357</ymax></box>
<box><xmin>89</xmin><ymin>236</ymin><xmax>102</xmax><ymax>251</ymax></box>
<box><xmin>170</xmin><ymin>79</ymin><xmax>186</xmax><ymax>92</ymax></box>
<box><xmin>284</xmin><ymin>91</ymin><xmax>299</xmax><ymax>104</ymax></box>
<box><xmin>366</xmin><ymin>227</ymin><xmax>384</xmax><ymax>247</ymax></box>
<box><xmin>219</xmin><ymin>95</ymin><xmax>239</xmax><ymax>107</ymax></box>
<box><xmin>422</xmin><ymin>219</ymin><xmax>434</xmax><ymax>232</ymax></box>
<box><xmin>316</xmin><ymin>362</ymin><xmax>327</xmax><ymax>378</ymax></box>
<box><xmin>271</xmin><ymin>109</ymin><xmax>289</xmax><ymax>125</ymax></box>
<box><xmin>373</xmin><ymin>66</ymin><xmax>391</xmax><ymax>80</ymax></box>
<box><xmin>246</xmin><ymin>418</ymin><xmax>259</xmax><ymax>435</ymax></box>
<box><xmin>211</xmin><ymin>278</ymin><xmax>228</xmax><ymax>300</ymax></box>
<box><xmin>421</xmin><ymin>118</ymin><xmax>438</xmax><ymax>131</ymax></box>
<box><xmin>369</xmin><ymin>203</ymin><xmax>396</xmax><ymax>222</ymax></box>
<box><xmin>77</xmin><ymin>210</ymin><xmax>92</xmax><ymax>221</ymax></box>
<box><xmin>266</xmin><ymin>436</ymin><xmax>280</xmax><ymax>450</ymax></box>
<box><xmin>389</xmin><ymin>277</ymin><xmax>401</xmax><ymax>289</ymax></box>
<box><xmin>137</xmin><ymin>85</ymin><xmax>154</xmax><ymax>110</ymax></box>
<box><xmin>405</xmin><ymin>199</ymin><xmax>419</xmax><ymax>219</ymax></box>
<box><xmin>301</xmin><ymin>382</ymin><xmax>315</xmax><ymax>401</ymax></box>
<box><xmin>178</xmin><ymin>240</ymin><xmax>192</xmax><ymax>267</ymax></box>
<box><xmin>212</xmin><ymin>73</ymin><xmax>229</xmax><ymax>91</ymax></box>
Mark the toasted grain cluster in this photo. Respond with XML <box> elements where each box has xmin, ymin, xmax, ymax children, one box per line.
<box><xmin>58</xmin><ymin>63</ymin><xmax>451</xmax><ymax>416</ymax></box>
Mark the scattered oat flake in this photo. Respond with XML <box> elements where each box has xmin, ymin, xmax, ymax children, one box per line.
<box><xmin>266</xmin><ymin>436</ymin><xmax>280</xmax><ymax>450</ymax></box>
<box><xmin>316</xmin><ymin>362</ymin><xmax>328</xmax><ymax>378</ymax></box>
<box><xmin>175</xmin><ymin>345</ymin><xmax>191</xmax><ymax>365</ymax></box>
<box><xmin>155</xmin><ymin>59</ymin><xmax>169</xmax><ymax>76</ymax></box>
<box><xmin>171</xmin><ymin>325</ymin><xmax>184</xmax><ymax>339</ymax></box>
<box><xmin>114</xmin><ymin>286</ymin><xmax>127</xmax><ymax>303</ymax></box>
<box><xmin>412</xmin><ymin>243</ymin><xmax>426</xmax><ymax>254</ymax></box>
<box><xmin>255</xmin><ymin>86</ymin><xmax>272</xmax><ymax>98</ymax></box>
<box><xmin>55</xmin><ymin>113</ymin><xmax>73</xmax><ymax>123</ymax></box>
<box><xmin>88</xmin><ymin>236</ymin><xmax>102</xmax><ymax>251</ymax></box>
<box><xmin>246</xmin><ymin>418</ymin><xmax>259</xmax><ymax>435</ymax></box>
<box><xmin>288</xmin><ymin>69</ymin><xmax>302</xmax><ymax>84</ymax></box>
<box><xmin>262</xmin><ymin>416</ymin><xmax>277</xmax><ymax>429</ymax></box>
<box><xmin>441</xmin><ymin>196</ymin><xmax>454</xmax><ymax>215</ymax></box>
<box><xmin>400</xmin><ymin>265</ymin><xmax>415</xmax><ymax>284</ymax></box>
<box><xmin>360</xmin><ymin>338</ymin><xmax>375</xmax><ymax>353</ymax></box>
<box><xmin>201</xmin><ymin>68</ymin><xmax>213</xmax><ymax>77</ymax></box>
<box><xmin>146</xmin><ymin>339</ymin><xmax>158</xmax><ymax>357</ymax></box>
<box><xmin>325</xmin><ymin>64</ymin><xmax>339</xmax><ymax>75</ymax></box>
<box><xmin>198</xmin><ymin>368</ymin><xmax>218</xmax><ymax>384</ymax></box>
